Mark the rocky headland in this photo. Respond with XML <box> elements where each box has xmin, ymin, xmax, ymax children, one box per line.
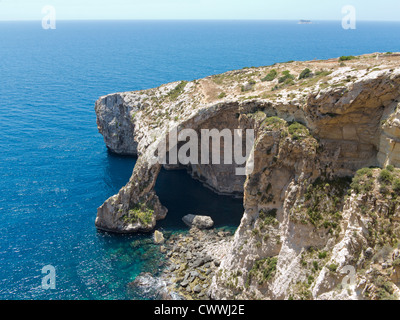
<box><xmin>95</xmin><ymin>53</ymin><xmax>400</xmax><ymax>300</ymax></box>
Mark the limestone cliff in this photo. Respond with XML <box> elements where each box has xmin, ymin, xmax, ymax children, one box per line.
<box><xmin>95</xmin><ymin>53</ymin><xmax>400</xmax><ymax>299</ymax></box>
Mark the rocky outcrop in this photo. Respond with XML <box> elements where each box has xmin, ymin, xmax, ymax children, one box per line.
<box><xmin>153</xmin><ymin>230</ymin><xmax>165</xmax><ymax>244</ymax></box>
<box><xmin>182</xmin><ymin>215</ymin><xmax>214</xmax><ymax>229</ymax></box>
<box><xmin>95</xmin><ymin>93</ymin><xmax>139</xmax><ymax>155</ymax></box>
<box><xmin>95</xmin><ymin>53</ymin><xmax>400</xmax><ymax>299</ymax></box>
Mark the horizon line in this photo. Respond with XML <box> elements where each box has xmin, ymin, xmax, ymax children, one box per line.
<box><xmin>0</xmin><ymin>18</ymin><xmax>400</xmax><ymax>22</ymax></box>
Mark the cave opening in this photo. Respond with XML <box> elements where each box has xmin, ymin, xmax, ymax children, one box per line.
<box><xmin>154</xmin><ymin>167</ymin><xmax>244</xmax><ymax>232</ymax></box>
<box><xmin>102</xmin><ymin>149</ymin><xmax>245</xmax><ymax>234</ymax></box>
<box><xmin>151</xmin><ymin>102</ymin><xmax>251</xmax><ymax>233</ymax></box>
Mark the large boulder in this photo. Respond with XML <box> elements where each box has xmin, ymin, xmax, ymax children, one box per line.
<box><xmin>182</xmin><ymin>214</ymin><xmax>214</xmax><ymax>229</ymax></box>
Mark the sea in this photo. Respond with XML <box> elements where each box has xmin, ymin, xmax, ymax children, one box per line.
<box><xmin>0</xmin><ymin>20</ymin><xmax>399</xmax><ymax>300</ymax></box>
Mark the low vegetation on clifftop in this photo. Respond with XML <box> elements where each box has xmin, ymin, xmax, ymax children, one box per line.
<box><xmin>95</xmin><ymin>52</ymin><xmax>400</xmax><ymax>300</ymax></box>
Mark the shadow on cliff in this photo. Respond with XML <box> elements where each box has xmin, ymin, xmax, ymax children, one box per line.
<box><xmin>154</xmin><ymin>168</ymin><xmax>244</xmax><ymax>231</ymax></box>
<box><xmin>100</xmin><ymin>150</ymin><xmax>244</xmax><ymax>232</ymax></box>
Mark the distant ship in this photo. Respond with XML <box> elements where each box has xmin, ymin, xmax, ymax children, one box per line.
<box><xmin>298</xmin><ymin>20</ymin><xmax>312</xmax><ymax>24</ymax></box>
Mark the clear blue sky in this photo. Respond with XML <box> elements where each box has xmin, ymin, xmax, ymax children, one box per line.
<box><xmin>0</xmin><ymin>0</ymin><xmax>399</xmax><ymax>21</ymax></box>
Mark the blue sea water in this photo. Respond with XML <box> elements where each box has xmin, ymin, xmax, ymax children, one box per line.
<box><xmin>0</xmin><ymin>20</ymin><xmax>399</xmax><ymax>300</ymax></box>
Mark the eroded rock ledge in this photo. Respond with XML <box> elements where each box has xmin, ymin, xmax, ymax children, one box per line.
<box><xmin>95</xmin><ymin>53</ymin><xmax>400</xmax><ymax>299</ymax></box>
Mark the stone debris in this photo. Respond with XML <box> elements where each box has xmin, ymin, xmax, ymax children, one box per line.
<box><xmin>159</xmin><ymin>227</ymin><xmax>233</xmax><ymax>300</ymax></box>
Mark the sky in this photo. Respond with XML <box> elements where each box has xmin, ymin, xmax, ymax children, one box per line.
<box><xmin>0</xmin><ymin>0</ymin><xmax>399</xmax><ymax>21</ymax></box>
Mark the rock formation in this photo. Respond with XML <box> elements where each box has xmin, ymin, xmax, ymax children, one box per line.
<box><xmin>182</xmin><ymin>215</ymin><xmax>214</xmax><ymax>229</ymax></box>
<box><xmin>153</xmin><ymin>230</ymin><xmax>165</xmax><ymax>244</ymax></box>
<box><xmin>95</xmin><ymin>53</ymin><xmax>400</xmax><ymax>299</ymax></box>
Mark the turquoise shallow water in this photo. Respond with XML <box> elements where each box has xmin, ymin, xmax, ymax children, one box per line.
<box><xmin>0</xmin><ymin>20</ymin><xmax>399</xmax><ymax>300</ymax></box>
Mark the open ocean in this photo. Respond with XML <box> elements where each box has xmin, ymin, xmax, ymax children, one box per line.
<box><xmin>0</xmin><ymin>20</ymin><xmax>399</xmax><ymax>300</ymax></box>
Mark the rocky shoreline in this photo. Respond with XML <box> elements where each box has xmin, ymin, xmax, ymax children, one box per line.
<box><xmin>130</xmin><ymin>226</ymin><xmax>233</xmax><ymax>300</ymax></box>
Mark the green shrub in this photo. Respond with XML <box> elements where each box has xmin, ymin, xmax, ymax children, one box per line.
<box><xmin>315</xmin><ymin>70</ymin><xmax>332</xmax><ymax>77</ymax></box>
<box><xmin>356</xmin><ymin>168</ymin><xmax>374</xmax><ymax>177</ymax></box>
<box><xmin>261</xmin><ymin>69</ymin><xmax>278</xmax><ymax>82</ymax></box>
<box><xmin>259</xmin><ymin>208</ymin><xmax>279</xmax><ymax>226</ymax></box>
<box><xmin>318</xmin><ymin>251</ymin><xmax>327</xmax><ymax>259</ymax></box>
<box><xmin>303</xmin><ymin>177</ymin><xmax>350</xmax><ymax>229</ymax></box>
<box><xmin>379</xmin><ymin>184</ymin><xmax>389</xmax><ymax>194</ymax></box>
<box><xmin>393</xmin><ymin>179</ymin><xmax>400</xmax><ymax>194</ymax></box>
<box><xmin>218</xmin><ymin>92</ymin><xmax>226</xmax><ymax>99</ymax></box>
<box><xmin>299</xmin><ymin>68</ymin><xmax>312</xmax><ymax>80</ymax></box>
<box><xmin>386</xmin><ymin>165</ymin><xmax>394</xmax><ymax>172</ymax></box>
<box><xmin>339</xmin><ymin>56</ymin><xmax>357</xmax><ymax>62</ymax></box>
<box><xmin>124</xmin><ymin>205</ymin><xmax>154</xmax><ymax>226</ymax></box>
<box><xmin>350</xmin><ymin>168</ymin><xmax>375</xmax><ymax>194</ymax></box>
<box><xmin>327</xmin><ymin>264</ymin><xmax>338</xmax><ymax>272</ymax></box>
<box><xmin>167</xmin><ymin>81</ymin><xmax>188</xmax><ymax>100</ymax></box>
<box><xmin>379</xmin><ymin>169</ymin><xmax>393</xmax><ymax>184</ymax></box>
<box><xmin>288</xmin><ymin>122</ymin><xmax>309</xmax><ymax>139</ymax></box>
<box><xmin>284</xmin><ymin>78</ymin><xmax>295</xmax><ymax>86</ymax></box>
<box><xmin>248</xmin><ymin>257</ymin><xmax>278</xmax><ymax>285</ymax></box>
<box><xmin>375</xmin><ymin>275</ymin><xmax>395</xmax><ymax>300</ymax></box>
<box><xmin>377</xmin><ymin>288</ymin><xmax>397</xmax><ymax>300</ymax></box>
<box><xmin>263</xmin><ymin>257</ymin><xmax>278</xmax><ymax>281</ymax></box>
<box><xmin>278</xmin><ymin>70</ymin><xmax>295</xmax><ymax>84</ymax></box>
<box><xmin>262</xmin><ymin>116</ymin><xmax>285</xmax><ymax>129</ymax></box>
<box><xmin>252</xmin><ymin>228</ymin><xmax>260</xmax><ymax>237</ymax></box>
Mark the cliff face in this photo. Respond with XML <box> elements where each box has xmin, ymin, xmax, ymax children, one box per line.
<box><xmin>95</xmin><ymin>93</ymin><xmax>139</xmax><ymax>155</ymax></box>
<box><xmin>95</xmin><ymin>53</ymin><xmax>400</xmax><ymax>299</ymax></box>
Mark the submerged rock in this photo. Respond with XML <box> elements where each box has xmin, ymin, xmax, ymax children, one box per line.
<box><xmin>182</xmin><ymin>215</ymin><xmax>214</xmax><ymax>230</ymax></box>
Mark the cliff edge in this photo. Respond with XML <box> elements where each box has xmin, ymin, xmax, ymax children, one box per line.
<box><xmin>95</xmin><ymin>53</ymin><xmax>400</xmax><ymax>299</ymax></box>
